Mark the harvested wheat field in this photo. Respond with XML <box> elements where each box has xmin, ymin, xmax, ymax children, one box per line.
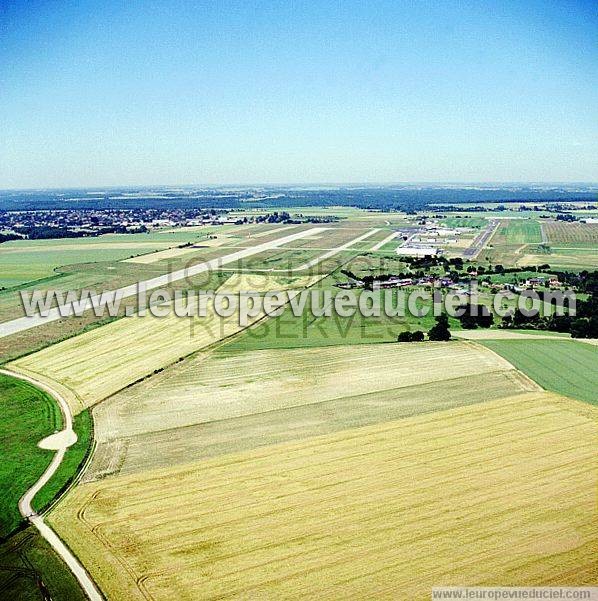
<box><xmin>216</xmin><ymin>272</ymin><xmax>322</xmax><ymax>293</ymax></box>
<box><xmin>7</xmin><ymin>296</ymin><xmax>298</xmax><ymax>413</ymax></box>
<box><xmin>86</xmin><ymin>370</ymin><xmax>537</xmax><ymax>479</ymax></box>
<box><xmin>85</xmin><ymin>342</ymin><xmax>538</xmax><ymax>480</ymax></box>
<box><xmin>91</xmin><ymin>342</ymin><xmax>522</xmax><ymax>442</ymax></box>
<box><xmin>543</xmin><ymin>221</ymin><xmax>598</xmax><ymax>245</ymax></box>
<box><xmin>50</xmin><ymin>392</ymin><xmax>598</xmax><ymax>601</ymax></box>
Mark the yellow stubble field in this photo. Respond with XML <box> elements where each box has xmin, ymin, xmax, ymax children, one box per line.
<box><xmin>49</xmin><ymin>391</ymin><xmax>598</xmax><ymax>601</ymax></box>
<box><xmin>85</xmin><ymin>341</ymin><xmax>537</xmax><ymax>478</ymax></box>
<box><xmin>216</xmin><ymin>273</ymin><xmax>322</xmax><ymax>293</ymax></box>
<box><xmin>90</xmin><ymin>341</ymin><xmax>523</xmax><ymax>441</ymax></box>
<box><xmin>7</xmin><ymin>293</ymin><xmax>299</xmax><ymax>413</ymax></box>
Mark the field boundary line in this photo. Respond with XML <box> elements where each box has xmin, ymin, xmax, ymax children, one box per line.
<box><xmin>99</xmin><ymin>368</ymin><xmax>530</xmax><ymax>443</ymax></box>
<box><xmin>467</xmin><ymin>340</ymin><xmax>556</xmax><ymax>398</ymax></box>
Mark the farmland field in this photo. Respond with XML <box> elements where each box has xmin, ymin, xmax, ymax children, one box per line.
<box><xmin>516</xmin><ymin>248</ymin><xmax>598</xmax><ymax>270</ymax></box>
<box><xmin>95</xmin><ymin>370</ymin><xmax>533</xmax><ymax>478</ymax></box>
<box><xmin>7</xmin><ymin>298</ymin><xmax>274</xmax><ymax>413</ymax></box>
<box><xmin>49</xmin><ymin>392</ymin><xmax>598</xmax><ymax>601</ymax></box>
<box><xmin>492</xmin><ymin>219</ymin><xmax>542</xmax><ymax>244</ymax></box>
<box><xmin>4</xmin><ymin>5</ymin><xmax>598</xmax><ymax>596</ymax></box>
<box><xmin>481</xmin><ymin>339</ymin><xmax>598</xmax><ymax>405</ymax></box>
<box><xmin>440</xmin><ymin>217</ymin><xmax>487</xmax><ymax>229</ymax></box>
<box><xmin>0</xmin><ymin>249</ymin><xmax>235</xmax><ymax>361</ymax></box>
<box><xmin>543</xmin><ymin>221</ymin><xmax>598</xmax><ymax>245</ymax></box>
<box><xmin>217</xmin><ymin>272</ymin><xmax>321</xmax><ymax>293</ymax></box>
<box><xmin>2</xmin><ymin>205</ymin><xmax>597</xmax><ymax>601</ymax></box>
<box><xmin>453</xmin><ymin>329</ymin><xmax>570</xmax><ymax>341</ymax></box>
<box><xmin>225</xmin><ymin>279</ymin><xmax>460</xmax><ymax>350</ymax></box>
<box><xmin>0</xmin><ymin>229</ymin><xmax>227</xmax><ymax>288</ymax></box>
<box><xmin>86</xmin><ymin>341</ymin><xmax>534</xmax><ymax>478</ymax></box>
<box><xmin>6</xmin><ymin>264</ymin><xmax>326</xmax><ymax>412</ymax></box>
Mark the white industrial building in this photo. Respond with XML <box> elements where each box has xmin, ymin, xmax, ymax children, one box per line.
<box><xmin>395</xmin><ymin>246</ymin><xmax>441</xmax><ymax>257</ymax></box>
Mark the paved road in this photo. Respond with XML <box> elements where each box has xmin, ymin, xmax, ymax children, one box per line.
<box><xmin>463</xmin><ymin>220</ymin><xmax>499</xmax><ymax>259</ymax></box>
<box><xmin>218</xmin><ymin>228</ymin><xmax>381</xmax><ymax>273</ymax></box>
<box><xmin>289</xmin><ymin>229</ymin><xmax>380</xmax><ymax>270</ymax></box>
<box><xmin>0</xmin><ymin>368</ymin><xmax>104</xmax><ymax>601</ymax></box>
<box><xmin>0</xmin><ymin>227</ymin><xmax>329</xmax><ymax>339</ymax></box>
<box><xmin>370</xmin><ymin>231</ymin><xmax>397</xmax><ymax>251</ymax></box>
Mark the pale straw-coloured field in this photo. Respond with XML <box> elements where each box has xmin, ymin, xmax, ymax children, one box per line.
<box><xmin>49</xmin><ymin>391</ymin><xmax>598</xmax><ymax>601</ymax></box>
<box><xmin>85</xmin><ymin>342</ymin><xmax>538</xmax><ymax>478</ymax></box>
<box><xmin>216</xmin><ymin>272</ymin><xmax>322</xmax><ymax>293</ymax></box>
<box><xmin>90</xmin><ymin>342</ymin><xmax>523</xmax><ymax>441</ymax></box>
<box><xmin>8</xmin><ymin>293</ymin><xmax>300</xmax><ymax>413</ymax></box>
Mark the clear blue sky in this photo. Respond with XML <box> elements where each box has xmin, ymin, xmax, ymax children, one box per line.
<box><xmin>1</xmin><ymin>0</ymin><xmax>596</xmax><ymax>187</ymax></box>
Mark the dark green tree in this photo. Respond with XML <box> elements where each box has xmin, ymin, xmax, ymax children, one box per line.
<box><xmin>428</xmin><ymin>315</ymin><xmax>451</xmax><ymax>341</ymax></box>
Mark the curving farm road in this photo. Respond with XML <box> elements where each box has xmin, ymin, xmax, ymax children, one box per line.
<box><xmin>0</xmin><ymin>368</ymin><xmax>103</xmax><ymax>601</ymax></box>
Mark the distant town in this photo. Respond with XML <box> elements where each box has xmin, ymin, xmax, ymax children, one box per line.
<box><xmin>0</xmin><ymin>208</ymin><xmax>337</xmax><ymax>242</ymax></box>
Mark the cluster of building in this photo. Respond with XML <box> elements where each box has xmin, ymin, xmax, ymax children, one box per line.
<box><xmin>335</xmin><ymin>273</ymin><xmax>561</xmax><ymax>293</ymax></box>
<box><xmin>0</xmin><ymin>208</ymin><xmax>337</xmax><ymax>239</ymax></box>
<box><xmin>394</xmin><ymin>223</ymin><xmax>464</xmax><ymax>257</ymax></box>
<box><xmin>498</xmin><ymin>276</ymin><xmax>561</xmax><ymax>293</ymax></box>
<box><xmin>335</xmin><ymin>275</ymin><xmax>456</xmax><ymax>290</ymax></box>
<box><xmin>0</xmin><ymin>208</ymin><xmax>239</xmax><ymax>235</ymax></box>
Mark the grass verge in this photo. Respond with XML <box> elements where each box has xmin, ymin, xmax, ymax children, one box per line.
<box><xmin>0</xmin><ymin>527</ymin><xmax>87</xmax><ymax>600</ymax></box>
<box><xmin>0</xmin><ymin>373</ymin><xmax>92</xmax><ymax>538</ymax></box>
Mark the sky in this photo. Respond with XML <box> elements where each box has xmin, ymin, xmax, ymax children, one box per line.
<box><xmin>0</xmin><ymin>0</ymin><xmax>597</xmax><ymax>188</ymax></box>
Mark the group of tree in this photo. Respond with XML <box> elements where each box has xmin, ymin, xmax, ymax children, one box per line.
<box><xmin>397</xmin><ymin>330</ymin><xmax>425</xmax><ymax>342</ymax></box>
<box><xmin>555</xmin><ymin>213</ymin><xmax>577</xmax><ymax>222</ymax></box>
<box><xmin>457</xmin><ymin>303</ymin><xmax>494</xmax><ymax>329</ymax></box>
<box><xmin>501</xmin><ymin>309</ymin><xmax>598</xmax><ymax>338</ymax></box>
<box><xmin>255</xmin><ymin>211</ymin><xmax>294</xmax><ymax>224</ymax></box>
<box><xmin>428</xmin><ymin>314</ymin><xmax>451</xmax><ymax>341</ymax></box>
<box><xmin>396</xmin><ymin>314</ymin><xmax>451</xmax><ymax>342</ymax></box>
<box><xmin>500</xmin><ymin>272</ymin><xmax>598</xmax><ymax>338</ymax></box>
<box><xmin>0</xmin><ymin>232</ymin><xmax>21</xmax><ymax>244</ymax></box>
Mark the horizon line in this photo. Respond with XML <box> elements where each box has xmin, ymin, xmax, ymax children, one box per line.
<box><xmin>1</xmin><ymin>180</ymin><xmax>598</xmax><ymax>193</ymax></box>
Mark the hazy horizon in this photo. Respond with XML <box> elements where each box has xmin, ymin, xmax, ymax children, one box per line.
<box><xmin>2</xmin><ymin>181</ymin><xmax>598</xmax><ymax>193</ymax></box>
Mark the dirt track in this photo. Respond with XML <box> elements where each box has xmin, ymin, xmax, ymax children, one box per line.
<box><xmin>0</xmin><ymin>368</ymin><xmax>104</xmax><ymax>601</ymax></box>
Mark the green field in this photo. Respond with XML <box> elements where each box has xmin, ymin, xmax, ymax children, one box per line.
<box><xmin>481</xmin><ymin>339</ymin><xmax>598</xmax><ymax>405</ymax></box>
<box><xmin>0</xmin><ymin>527</ymin><xmax>87</xmax><ymax>600</ymax></box>
<box><xmin>0</xmin><ymin>373</ymin><xmax>91</xmax><ymax>537</ymax></box>
<box><xmin>440</xmin><ymin>217</ymin><xmax>488</xmax><ymax>229</ymax></box>
<box><xmin>227</xmin><ymin>284</ymin><xmax>460</xmax><ymax>351</ymax></box>
<box><xmin>0</xmin><ymin>229</ymin><xmax>221</xmax><ymax>288</ymax></box>
<box><xmin>481</xmin><ymin>219</ymin><xmax>545</xmax><ymax>266</ymax></box>
<box><xmin>499</xmin><ymin>219</ymin><xmax>543</xmax><ymax>244</ymax></box>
